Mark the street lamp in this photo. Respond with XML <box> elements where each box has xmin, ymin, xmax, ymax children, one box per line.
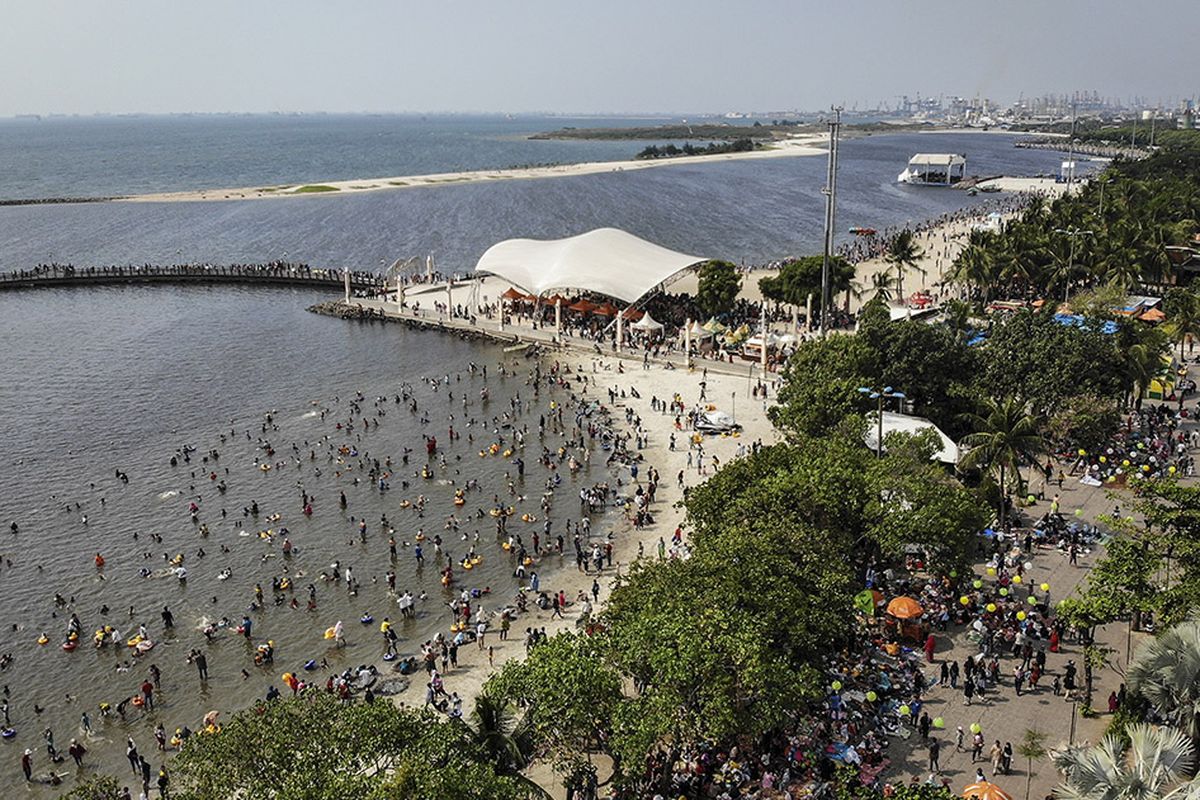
<box><xmin>1097</xmin><ymin>178</ymin><xmax>1114</xmax><ymax>217</ymax></box>
<box><xmin>1052</xmin><ymin>227</ymin><xmax>1094</xmax><ymax>301</ymax></box>
<box><xmin>857</xmin><ymin>386</ymin><xmax>906</xmax><ymax>458</ymax></box>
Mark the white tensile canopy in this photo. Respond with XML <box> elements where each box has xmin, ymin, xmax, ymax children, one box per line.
<box><xmin>908</xmin><ymin>153</ymin><xmax>966</xmax><ymax>167</ymax></box>
<box><xmin>474</xmin><ymin>228</ymin><xmax>708</xmax><ymax>305</ymax></box>
<box><xmin>865</xmin><ymin>411</ymin><xmax>959</xmax><ymax>464</ymax></box>
<box><xmin>630</xmin><ymin>311</ymin><xmax>664</xmax><ymax>331</ymax></box>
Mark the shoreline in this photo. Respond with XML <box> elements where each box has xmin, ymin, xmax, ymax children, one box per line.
<box><xmin>115</xmin><ymin>134</ymin><xmax>828</xmax><ymax>204</ymax></box>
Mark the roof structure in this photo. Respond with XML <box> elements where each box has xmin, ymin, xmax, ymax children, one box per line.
<box><xmin>907</xmin><ymin>153</ymin><xmax>967</xmax><ymax>167</ymax></box>
<box><xmin>865</xmin><ymin>411</ymin><xmax>959</xmax><ymax>464</ymax></box>
<box><xmin>474</xmin><ymin>228</ymin><xmax>708</xmax><ymax>305</ymax></box>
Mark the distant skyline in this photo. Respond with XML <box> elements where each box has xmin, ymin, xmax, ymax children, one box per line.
<box><xmin>2</xmin><ymin>1</ymin><xmax>1197</xmax><ymax>117</ymax></box>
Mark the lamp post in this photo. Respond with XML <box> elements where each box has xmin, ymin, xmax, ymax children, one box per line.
<box><xmin>1053</xmin><ymin>227</ymin><xmax>1094</xmax><ymax>301</ymax></box>
<box><xmin>857</xmin><ymin>386</ymin><xmax>906</xmax><ymax>458</ymax></box>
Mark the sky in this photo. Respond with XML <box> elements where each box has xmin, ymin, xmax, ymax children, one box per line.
<box><xmin>2</xmin><ymin>0</ymin><xmax>1196</xmax><ymax>116</ymax></box>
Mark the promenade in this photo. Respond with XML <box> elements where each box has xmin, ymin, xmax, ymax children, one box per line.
<box><xmin>0</xmin><ymin>263</ymin><xmax>385</xmax><ymax>292</ymax></box>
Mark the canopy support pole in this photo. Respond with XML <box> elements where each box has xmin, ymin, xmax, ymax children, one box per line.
<box><xmin>343</xmin><ymin>269</ymin><xmax>350</xmax><ymax>303</ymax></box>
<box><xmin>555</xmin><ymin>299</ymin><xmax>562</xmax><ymax>338</ymax></box>
<box><xmin>685</xmin><ymin>318</ymin><xmax>691</xmax><ymax>367</ymax></box>
<box><xmin>616</xmin><ymin>311</ymin><xmax>624</xmax><ymax>353</ymax></box>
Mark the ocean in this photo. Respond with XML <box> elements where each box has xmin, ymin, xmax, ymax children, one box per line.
<box><xmin>0</xmin><ymin>115</ymin><xmax>1085</xmax><ymax>791</ymax></box>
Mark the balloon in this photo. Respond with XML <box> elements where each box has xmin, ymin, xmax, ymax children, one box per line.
<box><xmin>866</xmin><ymin>691</ymin><xmax>878</xmax><ymax>702</ymax></box>
<box><xmin>1075</xmin><ymin>509</ymin><xmax>1084</xmax><ymax>517</ymax></box>
<box><xmin>933</xmin><ymin>716</ymin><xmax>945</xmax><ymax>729</ymax></box>
<box><xmin>950</xmin><ymin>570</ymin><xmax>958</xmax><ymax>578</ymax></box>
<box><xmin>899</xmin><ymin>704</ymin><xmax>911</xmax><ymax>716</ymax></box>
<box><xmin>1012</xmin><ymin>575</ymin><xmax>1022</xmax><ymax>584</ymax></box>
<box><xmin>831</xmin><ymin>680</ymin><xmax>843</xmax><ymax>691</ymax></box>
<box><xmin>1023</xmin><ymin>561</ymin><xmax>1032</xmax><ymax>571</ymax></box>
<box><xmin>1099</xmin><ymin>456</ymin><xmax>1107</xmax><ymax>463</ymax></box>
<box><xmin>973</xmin><ymin>579</ymin><xmax>983</xmax><ymax>589</ymax></box>
<box><xmin>1143</xmin><ymin>465</ymin><xmax>1151</xmax><ymax>473</ymax></box>
<box><xmin>1041</xmin><ymin>583</ymin><xmax>1051</xmax><ymax>592</ymax></box>
<box><xmin>986</xmin><ymin>567</ymin><xmax>996</xmax><ymax>576</ymax></box>
<box><xmin>960</xmin><ymin>596</ymin><xmax>970</xmax><ymax>605</ymax></box>
<box><xmin>1027</xmin><ymin>494</ymin><xmax>1036</xmax><ymax>504</ymax></box>
<box><xmin>999</xmin><ymin>588</ymin><xmax>1009</xmax><ymax>597</ymax></box>
<box><xmin>1028</xmin><ymin>596</ymin><xmax>1038</xmax><ymax>605</ymax></box>
<box><xmin>1123</xmin><ymin>460</ymin><xmax>1131</xmax><ymax>467</ymax></box>
<box><xmin>970</xmin><ymin>723</ymin><xmax>982</xmax><ymax>734</ymax></box>
<box><xmin>1078</xmin><ymin>449</ymin><xmax>1087</xmax><ymax>457</ymax></box>
<box><xmin>1017</xmin><ymin>611</ymin><xmax>1027</xmax><ymax>621</ymax></box>
<box><xmin>1170</xmin><ymin>466</ymin><xmax>1177</xmax><ymax>475</ymax></box>
<box><xmin>986</xmin><ymin>603</ymin><xmax>997</xmax><ymax>613</ymax></box>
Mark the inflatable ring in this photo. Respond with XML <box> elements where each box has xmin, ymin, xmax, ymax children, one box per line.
<box><xmin>62</xmin><ymin>641</ymin><xmax>77</xmax><ymax>652</ymax></box>
<box><xmin>1</xmin><ymin>728</ymin><xmax>15</xmax><ymax>739</ymax></box>
<box><xmin>303</xmin><ymin>659</ymin><xmax>317</xmax><ymax>671</ymax></box>
<box><xmin>382</xmin><ymin>652</ymin><xmax>397</xmax><ymax>661</ymax></box>
<box><xmin>454</xmin><ymin>498</ymin><xmax>465</xmax><ymax>506</ymax></box>
<box><xmin>37</xmin><ymin>636</ymin><xmax>49</xmax><ymax>646</ymax></box>
<box><xmin>360</xmin><ymin>615</ymin><xmax>374</xmax><ymax>624</ymax></box>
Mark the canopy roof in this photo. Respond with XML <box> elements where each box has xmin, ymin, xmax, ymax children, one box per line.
<box><xmin>474</xmin><ymin>228</ymin><xmax>708</xmax><ymax>305</ymax></box>
<box><xmin>865</xmin><ymin>411</ymin><xmax>959</xmax><ymax>464</ymax></box>
<box><xmin>908</xmin><ymin>153</ymin><xmax>966</xmax><ymax>167</ymax></box>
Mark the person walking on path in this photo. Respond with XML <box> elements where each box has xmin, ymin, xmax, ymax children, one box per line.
<box><xmin>21</xmin><ymin>749</ymin><xmax>32</xmax><ymax>781</ymax></box>
<box><xmin>924</xmin><ymin>633</ymin><xmax>936</xmax><ymax>663</ymax></box>
<box><xmin>918</xmin><ymin>712</ymin><xmax>931</xmax><ymax>740</ymax></box>
<box><xmin>972</xmin><ymin>731</ymin><xmax>985</xmax><ymax>762</ymax></box>
<box><xmin>928</xmin><ymin>738</ymin><xmax>941</xmax><ymax>773</ymax></box>
<box><xmin>990</xmin><ymin>740</ymin><xmax>1003</xmax><ymax>775</ymax></box>
<box><xmin>956</xmin><ymin>726</ymin><xmax>965</xmax><ymax>752</ymax></box>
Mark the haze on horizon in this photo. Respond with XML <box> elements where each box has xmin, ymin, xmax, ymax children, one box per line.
<box><xmin>3</xmin><ymin>0</ymin><xmax>1196</xmax><ymax>117</ymax></box>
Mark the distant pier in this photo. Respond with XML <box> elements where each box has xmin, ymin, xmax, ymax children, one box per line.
<box><xmin>0</xmin><ymin>263</ymin><xmax>386</xmax><ymax>292</ymax></box>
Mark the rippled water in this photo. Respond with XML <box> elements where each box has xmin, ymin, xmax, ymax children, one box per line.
<box><xmin>0</xmin><ymin>285</ymin><xmax>616</xmax><ymax>790</ymax></box>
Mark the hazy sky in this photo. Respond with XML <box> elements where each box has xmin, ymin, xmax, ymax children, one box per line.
<box><xmin>2</xmin><ymin>0</ymin><xmax>1195</xmax><ymax>115</ymax></box>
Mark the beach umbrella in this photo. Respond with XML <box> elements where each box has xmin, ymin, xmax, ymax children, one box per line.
<box><xmin>961</xmin><ymin>781</ymin><xmax>1014</xmax><ymax>800</ymax></box>
<box><xmin>568</xmin><ymin>299</ymin><xmax>598</xmax><ymax>313</ymax></box>
<box><xmin>593</xmin><ymin>302</ymin><xmax>619</xmax><ymax>317</ymax></box>
<box><xmin>885</xmin><ymin>596</ymin><xmax>923</xmax><ymax>619</ymax></box>
<box><xmin>500</xmin><ymin>287</ymin><xmax>524</xmax><ymax>301</ymax></box>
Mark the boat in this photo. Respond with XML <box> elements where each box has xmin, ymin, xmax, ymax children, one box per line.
<box><xmin>898</xmin><ymin>153</ymin><xmax>967</xmax><ymax>186</ymax></box>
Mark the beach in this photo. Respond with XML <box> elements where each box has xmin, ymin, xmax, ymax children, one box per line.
<box><xmin>118</xmin><ymin>134</ymin><xmax>828</xmax><ymax>204</ymax></box>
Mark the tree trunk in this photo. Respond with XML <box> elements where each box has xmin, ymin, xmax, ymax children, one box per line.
<box><xmin>999</xmin><ymin>463</ymin><xmax>1007</xmax><ymax>530</ymax></box>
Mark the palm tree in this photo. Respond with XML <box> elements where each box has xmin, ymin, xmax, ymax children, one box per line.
<box><xmin>1019</xmin><ymin>728</ymin><xmax>1049</xmax><ymax>800</ymax></box>
<box><xmin>462</xmin><ymin>694</ymin><xmax>551</xmax><ymax>798</ymax></box>
<box><xmin>886</xmin><ymin>229</ymin><xmax>925</xmax><ymax>299</ymax></box>
<box><xmin>1164</xmin><ymin>289</ymin><xmax>1200</xmax><ymax>362</ymax></box>
<box><xmin>1052</xmin><ymin>724</ymin><xmax>1195</xmax><ymax>800</ymax></box>
<box><xmin>959</xmin><ymin>397</ymin><xmax>1046</xmax><ymax>529</ymax></box>
<box><xmin>870</xmin><ymin>270</ymin><xmax>894</xmax><ymax>304</ymax></box>
<box><xmin>1128</xmin><ymin>620</ymin><xmax>1200</xmax><ymax>749</ymax></box>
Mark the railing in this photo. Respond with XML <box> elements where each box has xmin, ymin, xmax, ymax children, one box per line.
<box><xmin>0</xmin><ymin>263</ymin><xmax>386</xmax><ymax>292</ymax></box>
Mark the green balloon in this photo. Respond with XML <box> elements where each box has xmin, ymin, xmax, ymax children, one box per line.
<box><xmin>933</xmin><ymin>716</ymin><xmax>945</xmax><ymax>729</ymax></box>
<box><xmin>831</xmin><ymin>680</ymin><xmax>842</xmax><ymax>691</ymax></box>
<box><xmin>1027</xmin><ymin>596</ymin><xmax>1038</xmax><ymax>605</ymax></box>
<box><xmin>973</xmin><ymin>579</ymin><xmax>983</xmax><ymax>589</ymax></box>
<box><xmin>866</xmin><ymin>690</ymin><xmax>878</xmax><ymax>702</ymax></box>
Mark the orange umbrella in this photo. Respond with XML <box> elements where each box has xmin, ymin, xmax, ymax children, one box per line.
<box><xmin>962</xmin><ymin>782</ymin><xmax>1013</xmax><ymax>800</ymax></box>
<box><xmin>594</xmin><ymin>302</ymin><xmax>619</xmax><ymax>316</ymax></box>
<box><xmin>885</xmin><ymin>596</ymin><xmax>923</xmax><ymax>619</ymax></box>
<box><xmin>500</xmin><ymin>287</ymin><xmax>523</xmax><ymax>301</ymax></box>
<box><xmin>569</xmin><ymin>300</ymin><xmax>598</xmax><ymax>313</ymax></box>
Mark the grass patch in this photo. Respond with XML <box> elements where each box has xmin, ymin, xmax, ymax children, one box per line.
<box><xmin>294</xmin><ymin>184</ymin><xmax>340</xmax><ymax>193</ymax></box>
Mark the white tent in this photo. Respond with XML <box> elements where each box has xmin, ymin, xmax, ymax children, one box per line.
<box><xmin>474</xmin><ymin>228</ymin><xmax>708</xmax><ymax>305</ymax></box>
<box><xmin>864</xmin><ymin>411</ymin><xmax>959</xmax><ymax>464</ymax></box>
<box><xmin>630</xmin><ymin>311</ymin><xmax>664</xmax><ymax>331</ymax></box>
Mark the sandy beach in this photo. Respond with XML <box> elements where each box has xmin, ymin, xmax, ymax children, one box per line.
<box><xmin>118</xmin><ymin>134</ymin><xmax>828</xmax><ymax>204</ymax></box>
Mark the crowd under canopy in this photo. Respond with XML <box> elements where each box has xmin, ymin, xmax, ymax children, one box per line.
<box><xmin>473</xmin><ymin>227</ymin><xmax>708</xmax><ymax>306</ymax></box>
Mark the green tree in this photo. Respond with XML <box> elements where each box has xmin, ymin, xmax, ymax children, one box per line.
<box><xmin>1128</xmin><ymin>619</ymin><xmax>1200</xmax><ymax>748</ymax></box>
<box><xmin>758</xmin><ymin>255</ymin><xmax>855</xmax><ymax>316</ymax></box>
<box><xmin>172</xmin><ymin>694</ymin><xmax>538</xmax><ymax>800</ymax></box>
<box><xmin>958</xmin><ymin>397</ymin><xmax>1046</xmax><ymax>528</ymax></box>
<box><xmin>486</xmin><ymin>632</ymin><xmax>622</xmax><ymax>776</ymax></box>
<box><xmin>1018</xmin><ymin>729</ymin><xmax>1049</xmax><ymax>800</ymax></box>
<box><xmin>886</xmin><ymin>229</ymin><xmax>925</xmax><ymax>298</ymax></box>
<box><xmin>62</xmin><ymin>776</ymin><xmax>126</xmax><ymax>800</ymax></box>
<box><xmin>769</xmin><ymin>334</ymin><xmax>874</xmax><ymax>438</ymax></box>
<box><xmin>695</xmin><ymin>260</ymin><xmax>742</xmax><ymax>318</ymax></box>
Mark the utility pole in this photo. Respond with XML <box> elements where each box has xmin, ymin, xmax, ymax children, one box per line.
<box><xmin>819</xmin><ymin>106</ymin><xmax>842</xmax><ymax>338</ymax></box>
